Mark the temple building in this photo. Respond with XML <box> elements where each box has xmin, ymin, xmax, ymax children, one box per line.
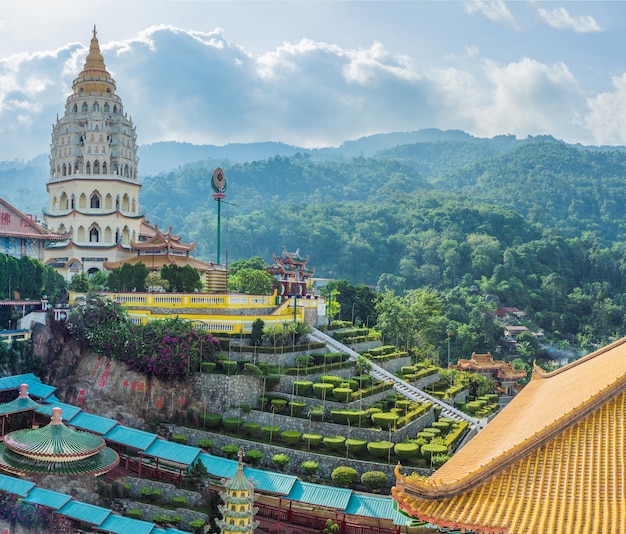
<box><xmin>217</xmin><ymin>449</ymin><xmax>259</xmax><ymax>534</ymax></box>
<box><xmin>103</xmin><ymin>224</ymin><xmax>217</xmax><ymax>287</ymax></box>
<box><xmin>451</xmin><ymin>352</ymin><xmax>526</xmax><ymax>397</ymax></box>
<box><xmin>393</xmin><ymin>338</ymin><xmax>626</xmax><ymax>533</ymax></box>
<box><xmin>267</xmin><ymin>247</ymin><xmax>314</xmax><ymax>299</ymax></box>
<box><xmin>43</xmin><ymin>28</ymin><xmax>145</xmax><ymax>278</ymax></box>
<box><xmin>0</xmin><ymin>198</ymin><xmax>69</xmax><ymax>262</ymax></box>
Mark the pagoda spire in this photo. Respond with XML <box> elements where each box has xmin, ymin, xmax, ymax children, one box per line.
<box><xmin>81</xmin><ymin>25</ymin><xmax>108</xmax><ymax>74</ymax></box>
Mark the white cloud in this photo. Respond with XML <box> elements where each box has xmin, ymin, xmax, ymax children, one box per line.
<box><xmin>464</xmin><ymin>0</ymin><xmax>520</xmax><ymax>30</ymax></box>
<box><xmin>537</xmin><ymin>6</ymin><xmax>601</xmax><ymax>33</ymax></box>
<box><xmin>584</xmin><ymin>74</ymin><xmax>626</xmax><ymax>145</ymax></box>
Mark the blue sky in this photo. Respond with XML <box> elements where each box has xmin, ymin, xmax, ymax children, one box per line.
<box><xmin>1</xmin><ymin>1</ymin><xmax>626</xmax><ymax>161</ymax></box>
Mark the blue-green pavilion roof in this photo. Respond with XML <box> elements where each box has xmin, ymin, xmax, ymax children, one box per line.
<box><xmin>0</xmin><ymin>374</ymin><xmax>55</xmax><ymax>399</ymax></box>
<box><xmin>35</xmin><ymin>401</ymin><xmax>81</xmax><ymax>421</ymax></box>
<box><xmin>286</xmin><ymin>481</ymin><xmax>352</xmax><ymax>510</ymax></box>
<box><xmin>104</xmin><ymin>425</ymin><xmax>157</xmax><ymax>451</ymax></box>
<box><xmin>69</xmin><ymin>412</ymin><xmax>118</xmax><ymax>435</ymax></box>
<box><xmin>96</xmin><ymin>513</ymin><xmax>157</xmax><ymax>534</ymax></box>
<box><xmin>197</xmin><ymin>453</ymin><xmax>237</xmax><ymax>479</ymax></box>
<box><xmin>0</xmin><ymin>473</ymin><xmax>35</xmax><ymax>496</ymax></box>
<box><xmin>345</xmin><ymin>493</ymin><xmax>412</xmax><ymax>526</ymax></box>
<box><xmin>142</xmin><ymin>439</ymin><xmax>200</xmax><ymax>466</ymax></box>
<box><xmin>244</xmin><ymin>466</ymin><xmax>297</xmax><ymax>495</ymax></box>
<box><xmin>56</xmin><ymin>500</ymin><xmax>111</xmax><ymax>525</ymax></box>
<box><xmin>21</xmin><ymin>487</ymin><xmax>72</xmax><ymax>510</ymax></box>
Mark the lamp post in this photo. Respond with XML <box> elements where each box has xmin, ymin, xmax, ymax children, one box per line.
<box><xmin>351</xmin><ymin>303</ymin><xmax>356</xmax><ymax>325</ymax></box>
<box><xmin>447</xmin><ymin>329</ymin><xmax>453</xmax><ymax>368</ymax></box>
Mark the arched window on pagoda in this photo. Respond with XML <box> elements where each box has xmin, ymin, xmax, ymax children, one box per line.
<box><xmin>81</xmin><ymin>102</ymin><xmax>88</xmax><ymax>112</ymax></box>
<box><xmin>113</xmin><ymin>105</ymin><xmax>118</xmax><ymax>114</ymax></box>
<box><xmin>70</xmin><ymin>195</ymin><xmax>75</xmax><ymax>210</ymax></box>
<box><xmin>104</xmin><ymin>194</ymin><xmax>113</xmax><ymax>210</ymax></box>
<box><xmin>73</xmin><ymin>104</ymin><xmax>78</xmax><ymax>113</ymax></box>
<box><xmin>103</xmin><ymin>102</ymin><xmax>110</xmax><ymax>112</ymax></box>
<box><xmin>74</xmin><ymin>162</ymin><xmax>80</xmax><ymax>174</ymax></box>
<box><xmin>89</xmin><ymin>227</ymin><xmax>99</xmax><ymax>243</ymax></box>
<box><xmin>102</xmin><ymin>162</ymin><xmax>107</xmax><ymax>174</ymax></box>
<box><xmin>77</xmin><ymin>226</ymin><xmax>85</xmax><ymax>242</ymax></box>
<box><xmin>79</xmin><ymin>194</ymin><xmax>87</xmax><ymax>209</ymax></box>
<box><xmin>122</xmin><ymin>194</ymin><xmax>130</xmax><ymax>212</ymax></box>
<box><xmin>90</xmin><ymin>193</ymin><xmax>101</xmax><ymax>209</ymax></box>
<box><xmin>52</xmin><ymin>198</ymin><xmax>58</xmax><ymax>214</ymax></box>
<box><xmin>62</xmin><ymin>163</ymin><xmax>67</xmax><ymax>177</ymax></box>
<box><xmin>122</xmin><ymin>226</ymin><xmax>130</xmax><ymax>245</ymax></box>
<box><xmin>104</xmin><ymin>227</ymin><xmax>112</xmax><ymax>243</ymax></box>
<box><xmin>93</xmin><ymin>160</ymin><xmax>100</xmax><ymax>175</ymax></box>
<box><xmin>93</xmin><ymin>102</ymin><xmax>100</xmax><ymax>112</ymax></box>
<box><xmin>86</xmin><ymin>162</ymin><xmax>91</xmax><ymax>175</ymax></box>
<box><xmin>131</xmin><ymin>198</ymin><xmax>136</xmax><ymax>214</ymax></box>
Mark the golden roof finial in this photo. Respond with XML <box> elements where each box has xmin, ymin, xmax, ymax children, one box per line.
<box><xmin>82</xmin><ymin>25</ymin><xmax>107</xmax><ymax>74</ymax></box>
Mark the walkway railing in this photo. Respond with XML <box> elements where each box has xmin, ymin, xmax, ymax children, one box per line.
<box><xmin>309</xmin><ymin>328</ymin><xmax>484</xmax><ymax>429</ymax></box>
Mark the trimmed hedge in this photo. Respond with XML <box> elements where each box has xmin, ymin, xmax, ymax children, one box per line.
<box><xmin>361</xmin><ymin>471</ymin><xmax>389</xmax><ymax>493</ymax></box>
<box><xmin>313</xmin><ymin>383</ymin><xmax>335</xmax><ymax>398</ymax></box>
<box><xmin>371</xmin><ymin>412</ymin><xmax>399</xmax><ymax>430</ymax></box>
<box><xmin>394</xmin><ymin>442</ymin><xmax>420</xmax><ymax>460</ymax></box>
<box><xmin>222</xmin><ymin>418</ymin><xmax>242</xmax><ymax>432</ymax></box>
<box><xmin>261</xmin><ymin>425</ymin><xmax>281</xmax><ymax>440</ymax></box>
<box><xmin>201</xmin><ymin>362</ymin><xmax>216</xmax><ymax>373</ymax></box>
<box><xmin>201</xmin><ymin>413</ymin><xmax>222</xmax><ymax>428</ymax></box>
<box><xmin>281</xmin><ymin>430</ymin><xmax>303</xmax><ymax>444</ymax></box>
<box><xmin>323</xmin><ymin>435</ymin><xmax>346</xmax><ymax>451</ymax></box>
<box><xmin>331</xmin><ymin>466</ymin><xmax>358</xmax><ymax>488</ymax></box>
<box><xmin>332</xmin><ymin>387</ymin><xmax>353</xmax><ymax>403</ymax></box>
<box><xmin>421</xmin><ymin>443</ymin><xmax>448</xmax><ymax>458</ymax></box>
<box><xmin>220</xmin><ymin>360</ymin><xmax>238</xmax><ymax>373</ymax></box>
<box><xmin>270</xmin><ymin>399</ymin><xmax>288</xmax><ymax>413</ymax></box>
<box><xmin>345</xmin><ymin>438</ymin><xmax>367</xmax><ymax>455</ymax></box>
<box><xmin>367</xmin><ymin>441</ymin><xmax>394</xmax><ymax>458</ymax></box>
<box><xmin>302</xmin><ymin>433</ymin><xmax>323</xmax><ymax>447</ymax></box>
<box><xmin>241</xmin><ymin>422</ymin><xmax>261</xmax><ymax>436</ymax></box>
<box><xmin>293</xmin><ymin>381</ymin><xmax>313</xmax><ymax>395</ymax></box>
<box><xmin>288</xmin><ymin>401</ymin><xmax>307</xmax><ymax>417</ymax></box>
<box><xmin>320</xmin><ymin>375</ymin><xmax>344</xmax><ymax>386</ymax></box>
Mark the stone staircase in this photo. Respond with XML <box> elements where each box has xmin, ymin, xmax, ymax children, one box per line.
<box><xmin>309</xmin><ymin>327</ymin><xmax>484</xmax><ymax>430</ymax></box>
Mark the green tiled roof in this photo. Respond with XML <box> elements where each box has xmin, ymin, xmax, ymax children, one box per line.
<box><xmin>0</xmin><ymin>374</ymin><xmax>55</xmax><ymax>399</ymax></box>
<box><xmin>0</xmin><ymin>473</ymin><xmax>35</xmax><ymax>496</ymax></box>
<box><xmin>142</xmin><ymin>439</ymin><xmax>200</xmax><ymax>466</ymax></box>
<box><xmin>56</xmin><ymin>500</ymin><xmax>111</xmax><ymax>525</ymax></box>
<box><xmin>104</xmin><ymin>425</ymin><xmax>156</xmax><ymax>451</ymax></box>
<box><xmin>97</xmin><ymin>513</ymin><xmax>156</xmax><ymax>534</ymax></box>
<box><xmin>69</xmin><ymin>412</ymin><xmax>118</xmax><ymax>435</ymax></box>
<box><xmin>0</xmin><ymin>395</ymin><xmax>39</xmax><ymax>416</ymax></box>
<box><xmin>286</xmin><ymin>481</ymin><xmax>352</xmax><ymax>510</ymax></box>
<box><xmin>0</xmin><ymin>443</ymin><xmax>119</xmax><ymax>476</ymax></box>
<box><xmin>21</xmin><ymin>487</ymin><xmax>72</xmax><ymax>510</ymax></box>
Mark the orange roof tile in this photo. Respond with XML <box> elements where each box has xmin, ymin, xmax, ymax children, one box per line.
<box><xmin>0</xmin><ymin>198</ymin><xmax>69</xmax><ymax>241</ymax></box>
<box><xmin>392</xmin><ymin>337</ymin><xmax>626</xmax><ymax>533</ymax></box>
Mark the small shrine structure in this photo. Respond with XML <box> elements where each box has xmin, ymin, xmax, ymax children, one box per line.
<box><xmin>267</xmin><ymin>247</ymin><xmax>314</xmax><ymax>299</ymax></box>
<box><xmin>0</xmin><ymin>406</ymin><xmax>119</xmax><ymax>477</ymax></box>
<box><xmin>451</xmin><ymin>352</ymin><xmax>526</xmax><ymax>396</ymax></box>
<box><xmin>217</xmin><ymin>448</ymin><xmax>258</xmax><ymax>534</ymax></box>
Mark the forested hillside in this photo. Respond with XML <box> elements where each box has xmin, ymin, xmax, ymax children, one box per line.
<box><xmin>138</xmin><ymin>132</ymin><xmax>626</xmax><ymax>348</ymax></box>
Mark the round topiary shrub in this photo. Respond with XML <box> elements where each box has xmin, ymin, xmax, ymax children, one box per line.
<box><xmin>172</xmin><ymin>434</ymin><xmax>188</xmax><ymax>444</ymax></box>
<box><xmin>220</xmin><ymin>360</ymin><xmax>238</xmax><ymax>374</ymax></box>
<box><xmin>201</xmin><ymin>362</ymin><xmax>216</xmax><ymax>373</ymax></box>
<box><xmin>300</xmin><ymin>460</ymin><xmax>319</xmax><ymax>478</ymax></box>
<box><xmin>261</xmin><ymin>425</ymin><xmax>281</xmax><ymax>440</ymax></box>
<box><xmin>346</xmin><ymin>410</ymin><xmax>367</xmax><ymax>427</ymax></box>
<box><xmin>395</xmin><ymin>400</ymin><xmax>412</xmax><ymax>413</ymax></box>
<box><xmin>293</xmin><ymin>381</ymin><xmax>313</xmax><ymax>395</ymax></box>
<box><xmin>323</xmin><ymin>435</ymin><xmax>346</xmax><ymax>451</ymax></box>
<box><xmin>394</xmin><ymin>441</ymin><xmax>420</xmax><ymax>460</ymax></box>
<box><xmin>197</xmin><ymin>438</ymin><xmax>214</xmax><ymax>450</ymax></box>
<box><xmin>345</xmin><ymin>438</ymin><xmax>367</xmax><ymax>456</ymax></box>
<box><xmin>426</xmin><ymin>427</ymin><xmax>442</xmax><ymax>436</ymax></box>
<box><xmin>270</xmin><ymin>398</ymin><xmax>288</xmax><ymax>413</ymax></box>
<box><xmin>221</xmin><ymin>444</ymin><xmax>240</xmax><ymax>459</ymax></box>
<box><xmin>272</xmin><ymin>453</ymin><xmax>290</xmax><ymax>471</ymax></box>
<box><xmin>308</xmin><ymin>405</ymin><xmax>325</xmax><ymax>421</ymax></box>
<box><xmin>367</xmin><ymin>440</ymin><xmax>394</xmax><ymax>458</ymax></box>
<box><xmin>320</xmin><ymin>375</ymin><xmax>343</xmax><ymax>386</ymax></box>
<box><xmin>281</xmin><ymin>430</ymin><xmax>303</xmax><ymax>444</ymax></box>
<box><xmin>353</xmin><ymin>374</ymin><xmax>372</xmax><ymax>387</ymax></box>
<box><xmin>302</xmin><ymin>433</ymin><xmax>323</xmax><ymax>447</ymax></box>
<box><xmin>432</xmin><ymin>421</ymin><xmax>450</xmax><ymax>431</ymax></box>
<box><xmin>201</xmin><ymin>413</ymin><xmax>222</xmax><ymax>428</ymax></box>
<box><xmin>371</xmin><ymin>412</ymin><xmax>400</xmax><ymax>430</ymax></box>
<box><xmin>243</xmin><ymin>363</ymin><xmax>263</xmax><ymax>376</ymax></box>
<box><xmin>288</xmin><ymin>401</ymin><xmax>307</xmax><ymax>417</ymax></box>
<box><xmin>313</xmin><ymin>383</ymin><xmax>335</xmax><ymax>399</ymax></box>
<box><xmin>332</xmin><ymin>387</ymin><xmax>353</xmax><ymax>403</ymax></box>
<box><xmin>222</xmin><ymin>418</ymin><xmax>243</xmax><ymax>432</ymax></box>
<box><xmin>241</xmin><ymin>422</ymin><xmax>260</xmax><ymax>436</ymax></box>
<box><xmin>245</xmin><ymin>449</ymin><xmax>264</xmax><ymax>466</ymax></box>
<box><xmin>421</xmin><ymin>443</ymin><xmax>448</xmax><ymax>458</ymax></box>
<box><xmin>418</xmin><ymin>431</ymin><xmax>435</xmax><ymax>440</ymax></box>
<box><xmin>331</xmin><ymin>466</ymin><xmax>358</xmax><ymax>488</ymax></box>
<box><xmin>330</xmin><ymin>410</ymin><xmax>349</xmax><ymax>425</ymax></box>
<box><xmin>361</xmin><ymin>471</ymin><xmax>389</xmax><ymax>493</ymax></box>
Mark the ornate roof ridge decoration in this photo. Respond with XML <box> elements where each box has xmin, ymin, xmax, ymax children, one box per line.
<box><xmin>268</xmin><ymin>246</ymin><xmax>315</xmax><ymax>277</ymax></box>
<box><xmin>394</xmin><ymin>336</ymin><xmax>626</xmax><ymax>500</ymax></box>
<box><xmin>0</xmin><ymin>384</ymin><xmax>40</xmax><ymax>416</ymax></box>
<box><xmin>130</xmin><ymin>223</ymin><xmax>195</xmax><ymax>252</ymax></box>
<box><xmin>0</xmin><ymin>198</ymin><xmax>70</xmax><ymax>241</ymax></box>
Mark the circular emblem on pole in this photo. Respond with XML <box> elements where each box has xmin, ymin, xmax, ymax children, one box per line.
<box><xmin>212</xmin><ymin>167</ymin><xmax>227</xmax><ymax>194</ymax></box>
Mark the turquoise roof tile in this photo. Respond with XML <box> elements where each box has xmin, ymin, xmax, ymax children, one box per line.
<box><xmin>286</xmin><ymin>481</ymin><xmax>352</xmax><ymax>510</ymax></box>
<box><xmin>244</xmin><ymin>466</ymin><xmax>297</xmax><ymax>495</ymax></box>
<box><xmin>35</xmin><ymin>402</ymin><xmax>82</xmax><ymax>421</ymax></box>
<box><xmin>97</xmin><ymin>513</ymin><xmax>156</xmax><ymax>534</ymax></box>
<box><xmin>56</xmin><ymin>500</ymin><xmax>111</xmax><ymax>525</ymax></box>
<box><xmin>69</xmin><ymin>412</ymin><xmax>118</xmax><ymax>435</ymax></box>
<box><xmin>104</xmin><ymin>425</ymin><xmax>157</xmax><ymax>451</ymax></box>
<box><xmin>345</xmin><ymin>493</ymin><xmax>411</xmax><ymax>525</ymax></box>
<box><xmin>21</xmin><ymin>487</ymin><xmax>71</xmax><ymax>510</ymax></box>
<box><xmin>0</xmin><ymin>473</ymin><xmax>35</xmax><ymax>497</ymax></box>
<box><xmin>142</xmin><ymin>439</ymin><xmax>200</xmax><ymax>466</ymax></box>
<box><xmin>197</xmin><ymin>453</ymin><xmax>237</xmax><ymax>479</ymax></box>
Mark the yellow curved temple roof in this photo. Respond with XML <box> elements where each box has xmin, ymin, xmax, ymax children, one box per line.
<box><xmin>393</xmin><ymin>337</ymin><xmax>626</xmax><ymax>533</ymax></box>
